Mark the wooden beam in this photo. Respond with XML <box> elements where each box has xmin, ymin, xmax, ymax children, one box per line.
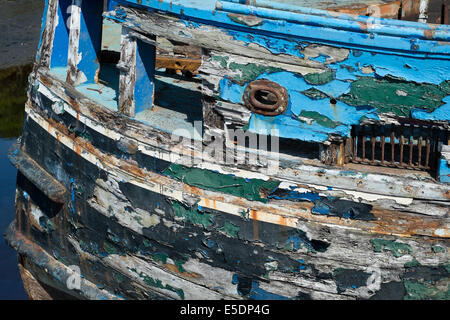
<box><xmin>118</xmin><ymin>27</ymin><xmax>136</xmax><ymax>116</ymax></box>
<box><xmin>155</xmin><ymin>56</ymin><xmax>201</xmax><ymax>73</ymax></box>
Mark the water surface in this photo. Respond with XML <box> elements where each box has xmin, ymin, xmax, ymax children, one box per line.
<box><xmin>0</xmin><ymin>138</ymin><xmax>27</xmax><ymax>300</ymax></box>
<box><xmin>0</xmin><ymin>65</ymin><xmax>34</xmax><ymax>300</ymax></box>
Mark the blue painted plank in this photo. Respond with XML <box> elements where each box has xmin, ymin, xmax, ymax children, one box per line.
<box><xmin>110</xmin><ymin>0</ymin><xmax>450</xmax><ymax>56</ymax></box>
<box><xmin>438</xmin><ymin>158</ymin><xmax>450</xmax><ymax>183</ymax></box>
<box><xmin>134</xmin><ymin>39</ymin><xmax>156</xmax><ymax>114</ymax></box>
<box><xmin>50</xmin><ymin>0</ymin><xmax>71</xmax><ymax>69</ymax></box>
<box><xmin>77</xmin><ymin>0</ymin><xmax>104</xmax><ymax>83</ymax></box>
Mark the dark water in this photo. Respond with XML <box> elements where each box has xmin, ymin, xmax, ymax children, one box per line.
<box><xmin>0</xmin><ymin>66</ymin><xmax>31</xmax><ymax>300</ymax></box>
<box><xmin>0</xmin><ymin>0</ymin><xmax>45</xmax><ymax>300</ymax></box>
<box><xmin>0</xmin><ymin>65</ymin><xmax>34</xmax><ymax>300</ymax></box>
<box><xmin>0</xmin><ymin>139</ymin><xmax>27</xmax><ymax>300</ymax></box>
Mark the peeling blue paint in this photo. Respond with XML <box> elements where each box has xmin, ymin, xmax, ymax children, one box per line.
<box><xmin>248</xmin><ymin>114</ymin><xmax>336</xmax><ymax>142</ymax></box>
<box><xmin>285</xmin><ymin>230</ymin><xmax>317</xmax><ymax>252</ymax></box>
<box><xmin>412</xmin><ymin>96</ymin><xmax>450</xmax><ymax>121</ymax></box>
<box><xmin>112</xmin><ymin>0</ymin><xmax>450</xmax><ymax>56</ymax></box>
<box><xmin>76</xmin><ymin>1</ymin><xmax>103</xmax><ymax>84</ymax></box>
<box><xmin>227</xmin><ymin>30</ymin><xmax>306</xmax><ymax>58</ymax></box>
<box><xmin>183</xmin><ymin>20</ymin><xmax>202</xmax><ymax>29</ymax></box>
<box><xmin>50</xmin><ymin>0</ymin><xmax>71</xmax><ymax>70</ymax></box>
<box><xmin>248</xmin><ymin>281</ymin><xmax>291</xmax><ymax>300</ymax></box>
<box><xmin>268</xmin><ymin>187</ymin><xmax>321</xmax><ymax>202</ymax></box>
<box><xmin>438</xmin><ymin>158</ymin><xmax>450</xmax><ymax>183</ymax></box>
<box><xmin>70</xmin><ymin>177</ymin><xmax>77</xmax><ymax>215</ymax></box>
<box><xmin>134</xmin><ymin>39</ymin><xmax>156</xmax><ymax>113</ymax></box>
<box><xmin>269</xmin><ymin>187</ymin><xmax>374</xmax><ymax>221</ymax></box>
<box><xmin>297</xmin><ymin>259</ymin><xmax>307</xmax><ymax>271</ymax></box>
<box><xmin>219</xmin><ymin>70</ymin><xmax>378</xmax><ymax>142</ymax></box>
<box><xmin>331</xmin><ymin>50</ymin><xmax>450</xmax><ymax>85</ymax></box>
<box><xmin>219</xmin><ymin>77</ymin><xmax>244</xmax><ymax>104</ymax></box>
<box><xmin>232</xmin><ymin>274</ymin><xmax>291</xmax><ymax>300</ymax></box>
<box><xmin>311</xmin><ymin>202</ymin><xmax>331</xmax><ymax>215</ymax></box>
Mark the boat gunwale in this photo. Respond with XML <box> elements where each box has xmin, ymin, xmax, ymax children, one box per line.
<box><xmin>104</xmin><ymin>2</ymin><xmax>450</xmax><ymax>61</ymax></box>
<box><xmin>217</xmin><ymin>0</ymin><xmax>450</xmax><ymax>31</ymax></box>
<box><xmin>116</xmin><ymin>0</ymin><xmax>450</xmax><ymax>42</ymax></box>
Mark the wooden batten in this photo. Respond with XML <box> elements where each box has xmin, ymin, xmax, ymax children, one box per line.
<box><xmin>37</xmin><ymin>0</ymin><xmax>59</xmax><ymax>69</ymax></box>
<box><xmin>118</xmin><ymin>27</ymin><xmax>137</xmax><ymax>116</ymax></box>
<box><xmin>66</xmin><ymin>0</ymin><xmax>82</xmax><ymax>85</ymax></box>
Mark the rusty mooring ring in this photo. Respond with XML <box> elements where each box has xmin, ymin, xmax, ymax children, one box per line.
<box><xmin>243</xmin><ymin>79</ymin><xmax>289</xmax><ymax>116</ymax></box>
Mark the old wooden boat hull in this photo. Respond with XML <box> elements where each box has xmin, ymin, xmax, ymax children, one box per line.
<box><xmin>5</xmin><ymin>0</ymin><xmax>450</xmax><ymax>300</ymax></box>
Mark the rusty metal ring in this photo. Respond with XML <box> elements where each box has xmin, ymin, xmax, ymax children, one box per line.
<box><xmin>249</xmin><ymin>85</ymin><xmax>282</xmax><ymax>111</ymax></box>
<box><xmin>243</xmin><ymin>79</ymin><xmax>288</xmax><ymax>116</ymax></box>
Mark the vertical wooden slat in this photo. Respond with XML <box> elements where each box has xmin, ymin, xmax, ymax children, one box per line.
<box><xmin>435</xmin><ymin>128</ymin><xmax>441</xmax><ymax>170</ymax></box>
<box><xmin>409</xmin><ymin>127</ymin><xmax>414</xmax><ymax>167</ymax></box>
<box><xmin>344</xmin><ymin>138</ymin><xmax>351</xmax><ymax>164</ymax></box>
<box><xmin>118</xmin><ymin>27</ymin><xmax>137</xmax><ymax>116</ymax></box>
<box><xmin>37</xmin><ymin>0</ymin><xmax>59</xmax><ymax>68</ymax></box>
<box><xmin>418</xmin><ymin>135</ymin><xmax>423</xmax><ymax>167</ymax></box>
<box><xmin>371</xmin><ymin>125</ymin><xmax>376</xmax><ymax>163</ymax></box>
<box><xmin>362</xmin><ymin>136</ymin><xmax>366</xmax><ymax>161</ymax></box>
<box><xmin>425</xmin><ymin>126</ymin><xmax>431</xmax><ymax>169</ymax></box>
<box><xmin>66</xmin><ymin>0</ymin><xmax>82</xmax><ymax>85</ymax></box>
<box><xmin>400</xmin><ymin>125</ymin><xmax>404</xmax><ymax>166</ymax></box>
<box><xmin>337</xmin><ymin>142</ymin><xmax>345</xmax><ymax>166</ymax></box>
<box><xmin>418</xmin><ymin>0</ymin><xmax>430</xmax><ymax>23</ymax></box>
<box><xmin>391</xmin><ymin>129</ymin><xmax>395</xmax><ymax>163</ymax></box>
<box><xmin>362</xmin><ymin>126</ymin><xmax>366</xmax><ymax>161</ymax></box>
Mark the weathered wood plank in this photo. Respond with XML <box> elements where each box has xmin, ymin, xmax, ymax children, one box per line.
<box><xmin>66</xmin><ymin>0</ymin><xmax>83</xmax><ymax>85</ymax></box>
<box><xmin>36</xmin><ymin>0</ymin><xmax>59</xmax><ymax>69</ymax></box>
<box><xmin>105</xmin><ymin>7</ymin><xmax>329</xmax><ymax>69</ymax></box>
<box><xmin>118</xmin><ymin>27</ymin><xmax>136</xmax><ymax>116</ymax></box>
